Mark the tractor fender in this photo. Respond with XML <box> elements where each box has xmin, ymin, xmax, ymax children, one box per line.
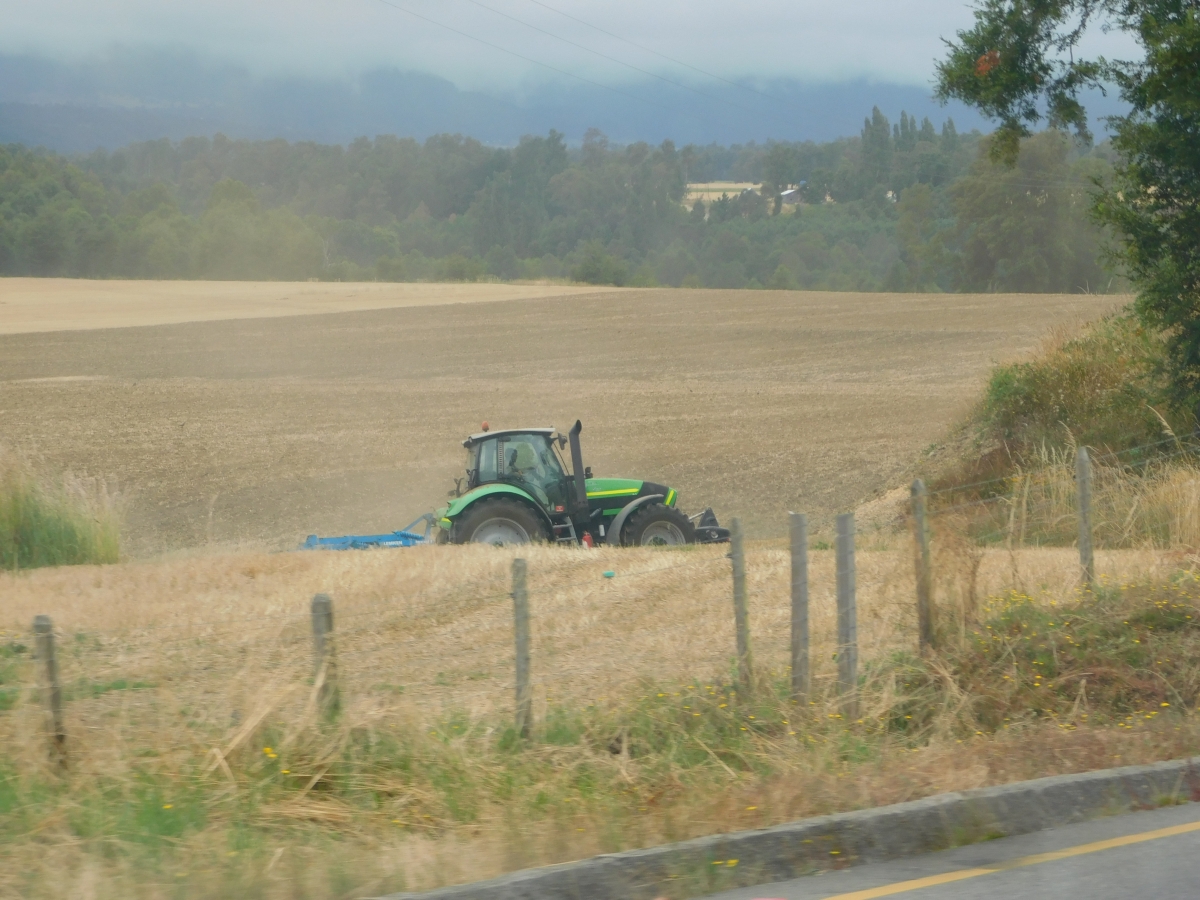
<box><xmin>604</xmin><ymin>494</ymin><xmax>664</xmax><ymax>546</ymax></box>
<box><xmin>441</xmin><ymin>484</ymin><xmax>556</xmax><ymax>534</ymax></box>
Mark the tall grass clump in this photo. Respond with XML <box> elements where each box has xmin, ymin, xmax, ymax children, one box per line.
<box><xmin>939</xmin><ymin>447</ymin><xmax>1200</xmax><ymax>548</ymax></box>
<box><xmin>872</xmin><ymin>573</ymin><xmax>1200</xmax><ymax>736</ymax></box>
<box><xmin>926</xmin><ymin>311</ymin><xmax>1200</xmax><ymax>547</ymax></box>
<box><xmin>978</xmin><ymin>313</ymin><xmax>1171</xmax><ymax>461</ymax></box>
<box><xmin>0</xmin><ymin>452</ymin><xmax>119</xmax><ymax>569</ymax></box>
<box><xmin>933</xmin><ymin>313</ymin><xmax>1174</xmax><ymax>491</ymax></box>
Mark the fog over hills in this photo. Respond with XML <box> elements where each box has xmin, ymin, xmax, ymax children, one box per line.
<box><xmin>0</xmin><ymin>48</ymin><xmax>1012</xmax><ymax>153</ymax></box>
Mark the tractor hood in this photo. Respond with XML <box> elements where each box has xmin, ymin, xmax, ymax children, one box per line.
<box><xmin>587</xmin><ymin>478</ymin><xmax>677</xmax><ymax>509</ymax></box>
<box><xmin>585</xmin><ymin>478</ymin><xmax>642</xmax><ymax>502</ymax></box>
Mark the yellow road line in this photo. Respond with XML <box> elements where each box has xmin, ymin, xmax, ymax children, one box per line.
<box><xmin>822</xmin><ymin>819</ymin><xmax>1200</xmax><ymax>899</ymax></box>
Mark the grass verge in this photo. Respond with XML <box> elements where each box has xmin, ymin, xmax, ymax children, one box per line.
<box><xmin>3</xmin><ymin>568</ymin><xmax>1200</xmax><ymax>899</ymax></box>
<box><xmin>0</xmin><ymin>450</ymin><xmax>119</xmax><ymax>569</ymax></box>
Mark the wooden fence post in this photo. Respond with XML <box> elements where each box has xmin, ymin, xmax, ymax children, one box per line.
<box><xmin>730</xmin><ymin>517</ymin><xmax>753</xmax><ymax>691</ymax></box>
<box><xmin>512</xmin><ymin>558</ymin><xmax>532</xmax><ymax>738</ymax></box>
<box><xmin>911</xmin><ymin>479</ymin><xmax>935</xmax><ymax>651</ymax></box>
<box><xmin>789</xmin><ymin>512</ymin><xmax>809</xmax><ymax>703</ymax></box>
<box><xmin>33</xmin><ymin>615</ymin><xmax>66</xmax><ymax>768</ymax></box>
<box><xmin>1076</xmin><ymin>446</ymin><xmax>1095</xmax><ymax>590</ymax></box>
<box><xmin>835</xmin><ymin>513</ymin><xmax>858</xmax><ymax>718</ymax></box>
<box><xmin>310</xmin><ymin>594</ymin><xmax>340</xmax><ymax>718</ymax></box>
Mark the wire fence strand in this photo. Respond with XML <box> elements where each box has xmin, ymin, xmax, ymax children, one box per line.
<box><xmin>12</xmin><ymin>430</ymin><xmax>1198</xmax><ymax>749</ymax></box>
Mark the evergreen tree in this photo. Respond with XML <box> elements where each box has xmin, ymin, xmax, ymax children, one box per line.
<box><xmin>860</xmin><ymin>107</ymin><xmax>893</xmax><ymax>187</ymax></box>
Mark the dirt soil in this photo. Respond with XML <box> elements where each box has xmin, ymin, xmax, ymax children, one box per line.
<box><xmin>0</xmin><ymin>278</ymin><xmax>618</xmax><ymax>334</ymax></box>
<box><xmin>0</xmin><ymin>283</ymin><xmax>1120</xmax><ymax>556</ymax></box>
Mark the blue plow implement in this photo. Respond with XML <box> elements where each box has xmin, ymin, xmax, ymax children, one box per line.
<box><xmin>301</xmin><ymin>514</ymin><xmax>435</xmax><ymax>550</ymax></box>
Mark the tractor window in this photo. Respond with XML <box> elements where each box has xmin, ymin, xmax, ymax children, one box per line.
<box><xmin>499</xmin><ymin>435</ymin><xmax>567</xmax><ymax>508</ymax></box>
<box><xmin>473</xmin><ymin>438</ymin><xmax>498</xmax><ymax>484</ymax></box>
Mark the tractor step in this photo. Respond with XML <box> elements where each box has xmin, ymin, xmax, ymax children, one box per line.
<box><xmin>551</xmin><ymin>520</ymin><xmax>579</xmax><ymax>543</ymax></box>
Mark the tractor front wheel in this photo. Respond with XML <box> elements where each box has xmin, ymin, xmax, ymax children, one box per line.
<box><xmin>453</xmin><ymin>498</ymin><xmax>547</xmax><ymax>546</ymax></box>
<box><xmin>622</xmin><ymin>503</ymin><xmax>696</xmax><ymax>547</ymax></box>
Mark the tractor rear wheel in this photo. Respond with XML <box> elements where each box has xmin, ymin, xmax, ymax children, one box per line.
<box><xmin>453</xmin><ymin>498</ymin><xmax>547</xmax><ymax>546</ymax></box>
<box><xmin>622</xmin><ymin>503</ymin><xmax>696</xmax><ymax>547</ymax></box>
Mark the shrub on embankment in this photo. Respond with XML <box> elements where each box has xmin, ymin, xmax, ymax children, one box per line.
<box><xmin>924</xmin><ymin>311</ymin><xmax>1200</xmax><ymax>547</ymax></box>
<box><xmin>936</xmin><ymin>312</ymin><xmax>1179</xmax><ymax>486</ymax></box>
<box><xmin>0</xmin><ymin>453</ymin><xmax>118</xmax><ymax>569</ymax></box>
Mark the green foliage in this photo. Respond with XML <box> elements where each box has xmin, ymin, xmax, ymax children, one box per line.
<box><xmin>928</xmin><ymin>312</ymin><xmax>1189</xmax><ymax>520</ymax></box>
<box><xmin>924</xmin><ymin>311</ymin><xmax>1200</xmax><ymax>548</ymax></box>
<box><xmin>69</xmin><ymin>774</ymin><xmax>207</xmax><ymax>846</ymax></box>
<box><xmin>0</xmin><ymin>456</ymin><xmax>119</xmax><ymax>570</ymax></box>
<box><xmin>571</xmin><ymin>242</ymin><xmax>628</xmax><ymax>285</ymax></box>
<box><xmin>978</xmin><ymin>314</ymin><xmax>1168</xmax><ymax>454</ymax></box>
<box><xmin>766</xmin><ymin>264</ymin><xmax>799</xmax><ymax>290</ymax></box>
<box><xmin>934</xmin><ymin>579</ymin><xmax>1200</xmax><ymax>728</ymax></box>
<box><xmin>856</xmin><ymin>577</ymin><xmax>1200</xmax><ymax>745</ymax></box>
<box><xmin>375</xmin><ymin>255</ymin><xmax>407</xmax><ymax>281</ymax></box>
<box><xmin>936</xmin><ymin>0</ymin><xmax>1200</xmax><ymax>402</ymax></box>
<box><xmin>934</xmin><ymin>0</ymin><xmax>1104</xmax><ymax>160</ymax></box>
<box><xmin>0</xmin><ymin>112</ymin><xmax>1120</xmax><ymax>292</ymax></box>
<box><xmin>438</xmin><ymin>253</ymin><xmax>484</xmax><ymax>282</ymax></box>
<box><xmin>1105</xmin><ymin>8</ymin><xmax>1200</xmax><ymax>404</ymax></box>
<box><xmin>953</xmin><ymin>131</ymin><xmax>1111</xmax><ymax>292</ymax></box>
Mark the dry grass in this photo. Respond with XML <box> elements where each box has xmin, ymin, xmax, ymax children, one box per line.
<box><xmin>928</xmin><ymin>449</ymin><xmax>1200</xmax><ymax>551</ymax></box>
<box><xmin>2</xmin><ymin>540</ymin><xmax>1198</xmax><ymax>898</ymax></box>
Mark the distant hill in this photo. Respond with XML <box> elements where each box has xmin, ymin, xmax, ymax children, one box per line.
<box><xmin>0</xmin><ymin>48</ymin><xmax>1015</xmax><ymax>152</ymax></box>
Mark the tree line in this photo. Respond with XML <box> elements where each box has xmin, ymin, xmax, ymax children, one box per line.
<box><xmin>0</xmin><ymin>108</ymin><xmax>1120</xmax><ymax>293</ymax></box>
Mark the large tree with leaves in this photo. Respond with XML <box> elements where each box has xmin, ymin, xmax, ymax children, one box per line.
<box><xmin>936</xmin><ymin>1</ymin><xmax>1200</xmax><ymax>402</ymax></box>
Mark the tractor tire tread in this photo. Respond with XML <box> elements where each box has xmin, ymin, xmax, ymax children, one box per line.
<box><xmin>452</xmin><ymin>497</ymin><xmax>549</xmax><ymax>545</ymax></box>
<box><xmin>622</xmin><ymin>502</ymin><xmax>696</xmax><ymax>546</ymax></box>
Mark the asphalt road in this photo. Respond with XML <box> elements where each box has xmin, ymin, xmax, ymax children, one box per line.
<box><xmin>705</xmin><ymin>802</ymin><xmax>1200</xmax><ymax>900</ymax></box>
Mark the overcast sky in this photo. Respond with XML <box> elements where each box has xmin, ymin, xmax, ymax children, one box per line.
<box><xmin>0</xmin><ymin>0</ymin><xmax>1139</xmax><ymax>95</ymax></box>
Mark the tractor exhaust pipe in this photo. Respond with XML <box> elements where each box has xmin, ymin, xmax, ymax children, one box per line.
<box><xmin>568</xmin><ymin>420</ymin><xmax>588</xmax><ymax>510</ymax></box>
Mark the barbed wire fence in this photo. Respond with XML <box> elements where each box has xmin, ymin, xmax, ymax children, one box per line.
<box><xmin>14</xmin><ymin>436</ymin><xmax>1199</xmax><ymax>765</ymax></box>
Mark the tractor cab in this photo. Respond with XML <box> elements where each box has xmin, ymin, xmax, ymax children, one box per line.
<box><xmin>461</xmin><ymin>427</ymin><xmax>574</xmax><ymax>514</ymax></box>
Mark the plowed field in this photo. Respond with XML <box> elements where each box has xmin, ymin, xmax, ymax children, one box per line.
<box><xmin>0</xmin><ymin>281</ymin><xmax>1119</xmax><ymax>556</ymax></box>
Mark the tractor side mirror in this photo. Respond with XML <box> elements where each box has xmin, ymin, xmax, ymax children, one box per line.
<box><xmin>584</xmin><ymin>467</ymin><xmax>593</xmax><ymax>479</ymax></box>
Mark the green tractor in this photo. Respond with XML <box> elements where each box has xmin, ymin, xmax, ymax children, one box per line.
<box><xmin>436</xmin><ymin>421</ymin><xmax>729</xmax><ymax>546</ymax></box>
